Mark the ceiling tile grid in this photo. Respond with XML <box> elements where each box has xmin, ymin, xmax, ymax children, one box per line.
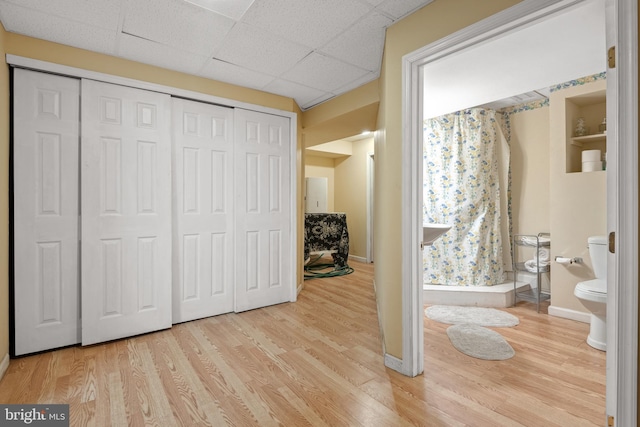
<box><xmin>281</xmin><ymin>52</ymin><xmax>371</xmax><ymax>93</ymax></box>
<box><xmin>0</xmin><ymin>2</ymin><xmax>118</xmax><ymax>55</ymax></box>
<box><xmin>200</xmin><ymin>58</ymin><xmax>278</xmax><ymax>90</ymax></box>
<box><xmin>121</xmin><ymin>0</ymin><xmax>235</xmax><ymax>56</ymax></box>
<box><xmin>0</xmin><ymin>0</ymin><xmax>435</xmax><ymax>110</ymax></box>
<box><xmin>319</xmin><ymin>11</ymin><xmax>392</xmax><ymax>72</ymax></box>
<box><xmin>211</xmin><ymin>22</ymin><xmax>311</xmax><ymax>77</ymax></box>
<box><xmin>183</xmin><ymin>0</ymin><xmax>255</xmax><ymax>20</ymax></box>
<box><xmin>262</xmin><ymin>78</ymin><xmax>327</xmax><ymax>107</ymax></box>
<box><xmin>377</xmin><ymin>0</ymin><xmax>432</xmax><ymax>20</ymax></box>
<box><xmin>117</xmin><ymin>33</ymin><xmax>211</xmax><ymax>75</ymax></box>
<box><xmin>1</xmin><ymin>0</ymin><xmax>123</xmax><ymax>30</ymax></box>
<box><xmin>239</xmin><ymin>0</ymin><xmax>371</xmax><ymax>49</ymax></box>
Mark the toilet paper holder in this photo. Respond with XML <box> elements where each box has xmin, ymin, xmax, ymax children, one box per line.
<box><xmin>555</xmin><ymin>256</ymin><xmax>583</xmax><ymax>265</ymax></box>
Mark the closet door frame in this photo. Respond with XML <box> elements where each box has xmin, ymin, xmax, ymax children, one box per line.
<box><xmin>8</xmin><ymin>55</ymin><xmax>299</xmax><ymax>305</ymax></box>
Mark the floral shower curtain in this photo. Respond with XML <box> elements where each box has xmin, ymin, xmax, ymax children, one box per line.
<box><xmin>423</xmin><ymin>108</ymin><xmax>509</xmax><ymax>286</ymax></box>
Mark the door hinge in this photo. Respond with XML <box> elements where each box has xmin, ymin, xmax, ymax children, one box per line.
<box><xmin>609</xmin><ymin>232</ymin><xmax>615</xmax><ymax>254</ymax></box>
<box><xmin>608</xmin><ymin>46</ymin><xmax>616</xmax><ymax>68</ymax></box>
<box><xmin>608</xmin><ymin>415</ymin><xmax>614</xmax><ymax>426</ymax></box>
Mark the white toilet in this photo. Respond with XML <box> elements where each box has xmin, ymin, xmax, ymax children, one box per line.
<box><xmin>574</xmin><ymin>235</ymin><xmax>608</xmax><ymax>351</ymax></box>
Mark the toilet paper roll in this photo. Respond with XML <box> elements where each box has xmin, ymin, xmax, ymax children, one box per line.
<box><xmin>582</xmin><ymin>161</ymin><xmax>603</xmax><ymax>172</ymax></box>
<box><xmin>582</xmin><ymin>149</ymin><xmax>601</xmax><ymax>162</ymax></box>
<box><xmin>555</xmin><ymin>257</ymin><xmax>573</xmax><ymax>265</ymax></box>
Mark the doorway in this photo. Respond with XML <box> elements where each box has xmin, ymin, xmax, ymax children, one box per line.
<box><xmin>304</xmin><ymin>134</ymin><xmax>375</xmax><ymax>265</ymax></box>
<box><xmin>401</xmin><ymin>0</ymin><xmax>638</xmax><ymax>425</ymax></box>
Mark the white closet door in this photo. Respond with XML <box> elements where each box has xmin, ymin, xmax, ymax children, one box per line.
<box><xmin>234</xmin><ymin>108</ymin><xmax>293</xmax><ymax>312</ymax></box>
<box><xmin>80</xmin><ymin>79</ymin><xmax>172</xmax><ymax>346</ymax></box>
<box><xmin>13</xmin><ymin>69</ymin><xmax>81</xmax><ymax>355</ymax></box>
<box><xmin>171</xmin><ymin>98</ymin><xmax>234</xmax><ymax>323</ymax></box>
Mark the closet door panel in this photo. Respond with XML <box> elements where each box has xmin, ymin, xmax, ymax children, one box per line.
<box><xmin>13</xmin><ymin>69</ymin><xmax>81</xmax><ymax>355</ymax></box>
<box><xmin>81</xmin><ymin>80</ymin><xmax>172</xmax><ymax>346</ymax></box>
<box><xmin>172</xmin><ymin>98</ymin><xmax>234</xmax><ymax>323</ymax></box>
<box><xmin>234</xmin><ymin>109</ymin><xmax>292</xmax><ymax>312</ymax></box>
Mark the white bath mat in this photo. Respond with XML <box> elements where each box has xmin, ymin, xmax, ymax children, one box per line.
<box><xmin>446</xmin><ymin>324</ymin><xmax>515</xmax><ymax>360</ymax></box>
<box><xmin>425</xmin><ymin>305</ymin><xmax>519</xmax><ymax>327</ymax></box>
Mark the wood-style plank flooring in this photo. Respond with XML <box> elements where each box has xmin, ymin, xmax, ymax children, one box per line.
<box><xmin>0</xmin><ymin>259</ymin><xmax>605</xmax><ymax>426</ymax></box>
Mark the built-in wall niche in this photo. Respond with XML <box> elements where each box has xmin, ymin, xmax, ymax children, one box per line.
<box><xmin>565</xmin><ymin>88</ymin><xmax>607</xmax><ymax>173</ymax></box>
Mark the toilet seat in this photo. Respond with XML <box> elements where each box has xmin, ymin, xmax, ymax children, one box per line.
<box><xmin>575</xmin><ymin>279</ymin><xmax>607</xmax><ymax>304</ymax></box>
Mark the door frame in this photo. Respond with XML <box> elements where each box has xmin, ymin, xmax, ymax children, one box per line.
<box><xmin>367</xmin><ymin>151</ymin><xmax>375</xmax><ymax>264</ymax></box>
<box><xmin>604</xmin><ymin>0</ymin><xmax>638</xmax><ymax>424</ymax></box>
<box><xmin>7</xmin><ymin>55</ymin><xmax>299</xmax><ymax>303</ymax></box>
<box><xmin>401</xmin><ymin>0</ymin><xmax>637</xmax><ymax>424</ymax></box>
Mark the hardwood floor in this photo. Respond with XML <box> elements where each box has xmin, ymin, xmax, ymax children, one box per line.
<box><xmin>0</xmin><ymin>259</ymin><xmax>605</xmax><ymax>426</ymax></box>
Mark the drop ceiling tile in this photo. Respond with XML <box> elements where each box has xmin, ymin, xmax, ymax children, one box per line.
<box><xmin>301</xmin><ymin>92</ymin><xmax>339</xmax><ymax>110</ymax></box>
<box><xmin>199</xmin><ymin>59</ymin><xmax>277</xmax><ymax>91</ymax></box>
<box><xmin>262</xmin><ymin>78</ymin><xmax>326</xmax><ymax>108</ymax></box>
<box><xmin>184</xmin><ymin>0</ymin><xmax>255</xmax><ymax>20</ymax></box>
<box><xmin>122</xmin><ymin>0</ymin><xmax>234</xmax><ymax>56</ymax></box>
<box><xmin>0</xmin><ymin>0</ymin><xmax>415</xmax><ymax>110</ymax></box>
<box><xmin>240</xmin><ymin>0</ymin><xmax>371</xmax><ymax>48</ymax></box>
<box><xmin>0</xmin><ymin>0</ymin><xmax>122</xmax><ymax>30</ymax></box>
<box><xmin>359</xmin><ymin>0</ymin><xmax>387</xmax><ymax>6</ymax></box>
<box><xmin>335</xmin><ymin>70</ymin><xmax>379</xmax><ymax>94</ymax></box>
<box><xmin>117</xmin><ymin>32</ymin><xmax>209</xmax><ymax>75</ymax></box>
<box><xmin>376</xmin><ymin>0</ymin><xmax>433</xmax><ymax>20</ymax></box>
<box><xmin>281</xmin><ymin>52</ymin><xmax>370</xmax><ymax>92</ymax></box>
<box><xmin>213</xmin><ymin>23</ymin><xmax>311</xmax><ymax>77</ymax></box>
<box><xmin>320</xmin><ymin>11</ymin><xmax>391</xmax><ymax>72</ymax></box>
<box><xmin>0</xmin><ymin>2</ymin><xmax>117</xmax><ymax>54</ymax></box>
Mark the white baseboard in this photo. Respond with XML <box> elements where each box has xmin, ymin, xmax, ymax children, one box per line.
<box><xmin>371</xmin><ymin>278</ymin><xmax>410</xmax><ymax>375</ymax></box>
<box><xmin>384</xmin><ymin>352</ymin><xmax>404</xmax><ymax>372</ymax></box>
<box><xmin>349</xmin><ymin>254</ymin><xmax>367</xmax><ymax>263</ymax></box>
<box><xmin>373</xmin><ymin>278</ymin><xmax>408</xmax><ymax>375</ymax></box>
<box><xmin>0</xmin><ymin>353</ymin><xmax>9</xmax><ymax>381</ymax></box>
<box><xmin>548</xmin><ymin>305</ymin><xmax>590</xmax><ymax>323</ymax></box>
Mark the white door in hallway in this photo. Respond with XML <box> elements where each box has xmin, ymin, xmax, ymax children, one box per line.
<box><xmin>80</xmin><ymin>79</ymin><xmax>172</xmax><ymax>346</ymax></box>
<box><xmin>234</xmin><ymin>108</ymin><xmax>293</xmax><ymax>312</ymax></box>
<box><xmin>172</xmin><ymin>98</ymin><xmax>234</xmax><ymax>323</ymax></box>
<box><xmin>13</xmin><ymin>69</ymin><xmax>81</xmax><ymax>355</ymax></box>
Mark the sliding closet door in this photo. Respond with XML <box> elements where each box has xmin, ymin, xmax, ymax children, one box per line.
<box><xmin>234</xmin><ymin>108</ymin><xmax>293</xmax><ymax>312</ymax></box>
<box><xmin>80</xmin><ymin>79</ymin><xmax>172</xmax><ymax>346</ymax></box>
<box><xmin>171</xmin><ymin>98</ymin><xmax>234</xmax><ymax>323</ymax></box>
<box><xmin>13</xmin><ymin>69</ymin><xmax>81</xmax><ymax>355</ymax></box>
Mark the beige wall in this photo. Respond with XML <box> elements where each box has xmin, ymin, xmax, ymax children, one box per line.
<box><xmin>302</xmin><ymin>81</ymin><xmax>378</xmax><ymax>147</ymax></box>
<box><xmin>509</xmin><ymin>106</ymin><xmax>551</xmax><ymax>235</ymax></box>
<box><xmin>549</xmin><ymin>80</ymin><xmax>607</xmax><ymax>313</ymax></box>
<box><xmin>377</xmin><ymin>0</ymin><xmax>522</xmax><ymax>358</ymax></box>
<box><xmin>0</xmin><ymin>22</ymin><xmax>9</xmax><ymax>368</ymax></box>
<box><xmin>335</xmin><ymin>137</ymin><xmax>374</xmax><ymax>259</ymax></box>
<box><xmin>304</xmin><ymin>156</ymin><xmax>336</xmax><ymax>213</ymax></box>
<box><xmin>0</xmin><ymin>28</ymin><xmax>304</xmax><ymax>367</ymax></box>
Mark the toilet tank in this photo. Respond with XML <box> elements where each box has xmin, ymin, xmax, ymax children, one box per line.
<box><xmin>588</xmin><ymin>235</ymin><xmax>608</xmax><ymax>279</ymax></box>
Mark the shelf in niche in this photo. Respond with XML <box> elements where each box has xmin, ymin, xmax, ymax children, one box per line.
<box><xmin>571</xmin><ymin>132</ymin><xmax>606</xmax><ymax>146</ymax></box>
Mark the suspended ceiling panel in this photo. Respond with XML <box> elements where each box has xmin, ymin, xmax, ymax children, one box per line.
<box><xmin>0</xmin><ymin>0</ymin><xmax>434</xmax><ymax>110</ymax></box>
<box><xmin>422</xmin><ymin>0</ymin><xmax>606</xmax><ymax>118</ymax></box>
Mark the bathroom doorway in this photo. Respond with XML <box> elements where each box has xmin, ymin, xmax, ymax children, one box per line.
<box><xmin>402</xmin><ymin>0</ymin><xmax>637</xmax><ymax>424</ymax></box>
